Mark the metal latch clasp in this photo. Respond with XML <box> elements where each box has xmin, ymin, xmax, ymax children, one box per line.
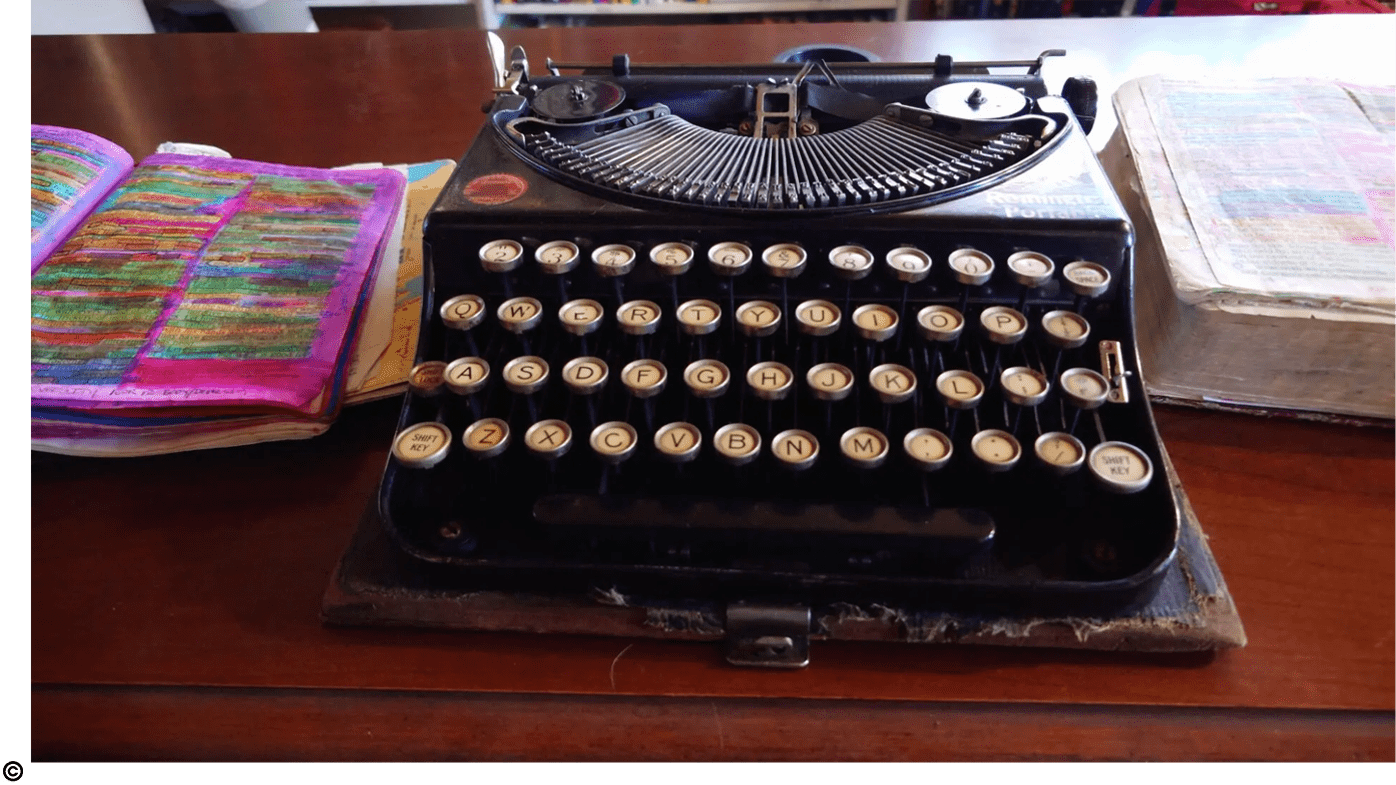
<box><xmin>725</xmin><ymin>603</ymin><xmax>811</xmax><ymax>669</ymax></box>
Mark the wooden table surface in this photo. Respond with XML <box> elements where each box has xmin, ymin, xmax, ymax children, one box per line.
<box><xmin>30</xmin><ymin>19</ymin><xmax>1395</xmax><ymax>761</ymax></box>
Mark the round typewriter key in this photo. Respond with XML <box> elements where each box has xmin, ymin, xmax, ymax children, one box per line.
<box><xmin>498</xmin><ymin>296</ymin><xmax>544</xmax><ymax>335</ymax></box>
<box><xmin>1006</xmin><ymin>251</ymin><xmax>1055</xmax><ymax>289</ymax></box>
<box><xmin>479</xmin><ymin>239</ymin><xmax>524</xmax><ymax>273</ymax></box>
<box><xmin>677</xmin><ymin>299</ymin><xmax>722</xmax><ymax>336</ymax></box>
<box><xmin>650</xmin><ymin>242</ymin><xmax>695</xmax><ymax>276</ymax></box>
<box><xmin>1034</xmin><ymin>431</ymin><xmax>1086</xmax><ymax>476</ymax></box>
<box><xmin>616</xmin><ymin>299</ymin><xmax>662</xmax><ymax>336</ymax></box>
<box><xmin>684</xmin><ymin>359</ymin><xmax>730</xmax><ymax>398</ymax></box>
<box><xmin>735</xmin><ymin>300</ymin><xmax>781</xmax><ymax>338</ymax></box>
<box><xmin>979</xmin><ymin>305</ymin><xmax>1028</xmax><ymax>345</ymax></box>
<box><xmin>885</xmin><ymin>246</ymin><xmax>932</xmax><ymax>283</ymax></box>
<box><xmin>761</xmin><ymin>243</ymin><xmax>807</xmax><ymax>278</ymax></box>
<box><xmin>561</xmin><ymin>356</ymin><xmax>609</xmax><ymax>396</ymax></box>
<box><xmin>903</xmin><ymin>428</ymin><xmax>953</xmax><ymax>472</ymax></box>
<box><xmin>828</xmin><ymin>245</ymin><xmax>875</xmax><ymax>280</ymax></box>
<box><xmin>444</xmin><ymin>357</ymin><xmax>490</xmax><ymax>396</ymax></box>
<box><xmin>806</xmin><ymin>362</ymin><xmax>854</xmax><ymax>402</ymax></box>
<box><xmin>558</xmin><ymin>299</ymin><xmax>604</xmax><ymax>337</ymax></box>
<box><xmin>1062</xmin><ymin>261</ymin><xmax>1112</xmax><ymax>299</ymax></box>
<box><xmin>589</xmin><ymin>421</ymin><xmax>639</xmax><ymax>465</ymax></box>
<box><xmin>408</xmin><ymin>361</ymin><xmax>447</xmax><ymax>397</ymax></box>
<box><xmin>1000</xmin><ymin>366</ymin><xmax>1050</xmax><ymax>407</ymax></box>
<box><xmin>621</xmin><ymin>359</ymin><xmax>668</xmax><ymax>399</ymax></box>
<box><xmin>869</xmin><ymin>363</ymin><xmax>917</xmax><ymax>405</ymax></box>
<box><xmin>746</xmin><ymin>361</ymin><xmax>794</xmax><ymax>401</ymax></box>
<box><xmin>462</xmin><ymin>418</ymin><xmax>511</xmax><ymax>459</ymax></box>
<box><xmin>916</xmin><ymin>305</ymin><xmax>965</xmax><ymax>342</ymax></box>
<box><xmin>1041</xmin><ymin>310</ymin><xmax>1091</xmax><ymax>350</ymax></box>
<box><xmin>947</xmin><ymin>248</ymin><xmax>995</xmax><ymax>286</ymax></box>
<box><xmin>440</xmin><ymin>294</ymin><xmax>486</xmax><ymax>331</ymax></box>
<box><xmin>1060</xmin><ymin>368</ymin><xmax>1110</xmax><ymax>410</ymax></box>
<box><xmin>535</xmin><ymin>240</ymin><xmax>581</xmax><ymax>275</ymax></box>
<box><xmin>795</xmin><ymin>299</ymin><xmax>841</xmax><ymax>337</ymax></box>
<box><xmin>393</xmin><ymin>422</ymin><xmax>452</xmax><ymax>468</ymax></box>
<box><xmin>840</xmin><ymin>426</ymin><xmax>890</xmax><ymax>470</ymax></box>
<box><xmin>707</xmin><ymin>242</ymin><xmax>753</xmax><ymax>276</ymax></box>
<box><xmin>655</xmin><ymin>422</ymin><xmax>703</xmax><ymax>464</ymax></box>
<box><xmin>772</xmin><ymin>429</ymin><xmax>820</xmax><ymax>471</ymax></box>
<box><xmin>502</xmin><ymin>356</ymin><xmax>549</xmax><ymax>395</ymax></box>
<box><xmin>936</xmin><ymin>369</ymin><xmax>985</xmax><ymax>409</ymax></box>
<box><xmin>1088</xmin><ymin>441</ymin><xmax>1154</xmax><ymax>494</ymax></box>
<box><xmin>524</xmin><ymin>419</ymin><xmax>572</xmax><ymax>461</ymax></box>
<box><xmin>714</xmin><ymin>423</ymin><xmax>762</xmax><ymax>467</ymax></box>
<box><xmin>591</xmin><ymin>244</ymin><xmax>637</xmax><ymax>277</ymax></box>
<box><xmin>852</xmin><ymin>303</ymin><xmax>899</xmax><ymax>343</ymax></box>
<box><xmin>971</xmin><ymin>429</ymin><xmax>1022</xmax><ymax>472</ymax></box>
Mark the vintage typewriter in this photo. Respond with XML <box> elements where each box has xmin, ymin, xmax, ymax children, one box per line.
<box><xmin>375</xmin><ymin>41</ymin><xmax>1181</xmax><ymax>664</ymax></box>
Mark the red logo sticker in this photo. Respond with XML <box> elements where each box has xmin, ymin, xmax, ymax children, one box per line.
<box><xmin>463</xmin><ymin>173</ymin><xmax>528</xmax><ymax>205</ymax></box>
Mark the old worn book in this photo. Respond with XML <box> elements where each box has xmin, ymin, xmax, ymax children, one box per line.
<box><xmin>1102</xmin><ymin>76</ymin><xmax>1394</xmax><ymax>422</ymax></box>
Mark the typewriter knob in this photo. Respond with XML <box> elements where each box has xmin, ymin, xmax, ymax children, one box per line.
<box><xmin>1006</xmin><ymin>251</ymin><xmax>1055</xmax><ymax>289</ymax></box>
<box><xmin>655</xmin><ymin>422</ymin><xmax>703</xmax><ymax>464</ymax></box>
<box><xmin>479</xmin><ymin>239</ymin><xmax>524</xmax><ymax>274</ymax></box>
<box><xmin>806</xmin><ymin>362</ymin><xmax>855</xmax><ymax>402</ymax></box>
<box><xmin>885</xmin><ymin>247</ymin><xmax>932</xmax><ymax>284</ymax></box>
<box><xmin>408</xmin><ymin>361</ymin><xmax>448</xmax><ymax>398</ymax></box>
<box><xmin>592</xmin><ymin>244</ymin><xmax>637</xmax><ymax>277</ymax></box>
<box><xmin>1062</xmin><ymin>76</ymin><xmax>1098</xmax><ymax>136</ymax></box>
<box><xmin>828</xmin><ymin>245</ymin><xmax>875</xmax><ymax>281</ymax></box>
<box><xmin>1062</xmin><ymin>261</ymin><xmax>1112</xmax><ymax>299</ymax></box>
<box><xmin>747</xmin><ymin>361</ymin><xmax>794</xmax><ymax>401</ymax></box>
<box><xmin>971</xmin><ymin>429</ymin><xmax>1022</xmax><ymax>473</ymax></box>
<box><xmin>617</xmin><ymin>299</ymin><xmax>662</xmax><ymax>336</ymax></box>
<box><xmin>444</xmin><ymin>357</ymin><xmax>490</xmax><ymax>396</ymax></box>
<box><xmin>440</xmin><ymin>294</ymin><xmax>487</xmax><ymax>331</ymax></box>
<box><xmin>736</xmin><ymin>300</ymin><xmax>782</xmax><ymax>338</ymax></box>
<box><xmin>917</xmin><ymin>305</ymin><xmax>965</xmax><ymax>342</ymax></box>
<box><xmin>762</xmin><ymin>243</ymin><xmax>808</xmax><ymax>279</ymax></box>
<box><xmin>392</xmin><ymin>422</ymin><xmax>452</xmax><ymax>469</ymax></box>
<box><xmin>772</xmin><ymin>429</ymin><xmax>820</xmax><ymax>471</ymax></box>
<box><xmin>561</xmin><ymin>356</ymin><xmax>609</xmax><ymax>396</ymax></box>
<box><xmin>869</xmin><ymin>363</ymin><xmax>917</xmax><ymax>405</ymax></box>
<box><xmin>1088</xmin><ymin>441</ymin><xmax>1154</xmax><ymax>494</ymax></box>
<box><xmin>498</xmin><ymin>296</ymin><xmax>545</xmax><ymax>335</ymax></box>
<box><xmin>979</xmin><ymin>306</ymin><xmax>1029</xmax><ymax>345</ymax></box>
<box><xmin>947</xmin><ymin>249</ymin><xmax>995</xmax><ymax>287</ymax></box>
<box><xmin>903</xmin><ymin>428</ymin><xmax>953</xmax><ymax>472</ymax></box>
<box><xmin>852</xmin><ymin>303</ymin><xmax>899</xmax><ymax>343</ymax></box>
<box><xmin>536</xmin><ymin>240</ymin><xmax>581</xmax><ymax>275</ymax></box>
<box><xmin>1034</xmin><ymin>431</ymin><xmax>1086</xmax><ymax>476</ymax></box>
<box><xmin>1042</xmin><ymin>310</ymin><xmax>1091</xmax><ymax>350</ymax></box>
<box><xmin>559</xmin><ymin>299</ymin><xmax>605</xmax><ymax>337</ymax></box>
<box><xmin>936</xmin><ymin>369</ymin><xmax>985</xmax><ymax>410</ymax></box>
<box><xmin>840</xmin><ymin>426</ymin><xmax>890</xmax><ymax>470</ymax></box>
<box><xmin>462</xmin><ymin>418</ymin><xmax>511</xmax><ymax>460</ymax></box>
<box><xmin>524</xmin><ymin>419</ymin><xmax>573</xmax><ymax>461</ymax></box>
<box><xmin>1060</xmin><ymin>368</ymin><xmax>1110</xmax><ymax>410</ymax></box>
<box><xmin>684</xmin><ymin>359</ymin><xmax>731</xmax><ymax>399</ymax></box>
<box><xmin>707</xmin><ymin>241</ymin><xmax>753</xmax><ymax>276</ymax></box>
<box><xmin>650</xmin><ymin>242</ymin><xmax>695</xmax><ymax>276</ymax></box>
<box><xmin>502</xmin><ymin>355</ymin><xmax>550</xmax><ymax>395</ymax></box>
<box><xmin>795</xmin><ymin>299</ymin><xmax>841</xmax><ymax>337</ymax></box>
<box><xmin>714</xmin><ymin>423</ymin><xmax>762</xmax><ymax>467</ymax></box>
<box><xmin>589</xmin><ymin>421</ymin><xmax>640</xmax><ymax>465</ymax></box>
<box><xmin>677</xmin><ymin>299</ymin><xmax>722</xmax><ymax>336</ymax></box>
<box><xmin>1000</xmin><ymin>366</ymin><xmax>1050</xmax><ymax>407</ymax></box>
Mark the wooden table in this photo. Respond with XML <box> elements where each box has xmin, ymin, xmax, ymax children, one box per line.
<box><xmin>30</xmin><ymin>19</ymin><xmax>1395</xmax><ymax>761</ymax></box>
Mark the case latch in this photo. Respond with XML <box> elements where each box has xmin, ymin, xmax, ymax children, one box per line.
<box><xmin>725</xmin><ymin>602</ymin><xmax>811</xmax><ymax>669</ymax></box>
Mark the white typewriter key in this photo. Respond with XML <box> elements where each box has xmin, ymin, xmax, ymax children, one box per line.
<box><xmin>1062</xmin><ymin>261</ymin><xmax>1112</xmax><ymax>299</ymax></box>
<box><xmin>714</xmin><ymin>423</ymin><xmax>762</xmax><ymax>467</ymax></box>
<box><xmin>903</xmin><ymin>428</ymin><xmax>953</xmax><ymax>472</ymax></box>
<box><xmin>650</xmin><ymin>242</ymin><xmax>695</xmax><ymax>276</ymax></box>
<box><xmin>979</xmin><ymin>305</ymin><xmax>1028</xmax><ymax>345</ymax></box>
<box><xmin>589</xmin><ymin>421</ymin><xmax>639</xmax><ymax>465</ymax></box>
<box><xmin>936</xmin><ymin>369</ymin><xmax>985</xmax><ymax>409</ymax></box>
<box><xmin>885</xmin><ymin>246</ymin><xmax>932</xmax><ymax>283</ymax></box>
<box><xmin>478</xmin><ymin>239</ymin><xmax>524</xmax><ymax>273</ymax></box>
<box><xmin>444</xmin><ymin>357</ymin><xmax>490</xmax><ymax>396</ymax></box>
<box><xmin>684</xmin><ymin>359</ymin><xmax>731</xmax><ymax>398</ymax></box>
<box><xmin>1000</xmin><ymin>366</ymin><xmax>1050</xmax><ymax>407</ymax></box>
<box><xmin>621</xmin><ymin>359</ymin><xmax>668</xmax><ymax>399</ymax></box>
<box><xmin>735</xmin><ymin>300</ymin><xmax>782</xmax><ymax>338</ymax></box>
<box><xmin>828</xmin><ymin>245</ymin><xmax>875</xmax><ymax>280</ymax></box>
<box><xmin>502</xmin><ymin>356</ymin><xmax>550</xmax><ymax>395</ymax></box>
<box><xmin>535</xmin><ymin>240</ymin><xmax>581</xmax><ymax>275</ymax></box>
<box><xmin>616</xmin><ymin>299</ymin><xmax>662</xmax><ymax>336</ymax></box>
<box><xmin>1006</xmin><ymin>251</ymin><xmax>1055</xmax><ymax>289</ymax></box>
<box><xmin>916</xmin><ymin>305</ymin><xmax>965</xmax><ymax>342</ymax></box>
<box><xmin>747</xmin><ymin>361</ymin><xmax>794</xmax><ymax>401</ymax></box>
<box><xmin>707</xmin><ymin>242</ymin><xmax>753</xmax><ymax>276</ymax></box>
<box><xmin>408</xmin><ymin>361</ymin><xmax>448</xmax><ymax>397</ymax></box>
<box><xmin>1060</xmin><ymin>368</ymin><xmax>1110</xmax><ymax>410</ymax></box>
<box><xmin>561</xmin><ymin>356</ymin><xmax>609</xmax><ymax>396</ymax></box>
<box><xmin>840</xmin><ymin>426</ymin><xmax>890</xmax><ymax>470</ymax></box>
<box><xmin>761</xmin><ymin>243</ymin><xmax>808</xmax><ymax>278</ymax></box>
<box><xmin>524</xmin><ymin>419</ymin><xmax>572</xmax><ymax>461</ymax></box>
<box><xmin>655</xmin><ymin>422</ymin><xmax>703</xmax><ymax>464</ymax></box>
<box><xmin>392</xmin><ymin>422</ymin><xmax>452</xmax><ymax>469</ymax></box>
<box><xmin>677</xmin><ymin>299</ymin><xmax>722</xmax><ymax>336</ymax></box>
<box><xmin>1034</xmin><ymin>432</ymin><xmax>1086</xmax><ymax>476</ymax></box>
<box><xmin>1041</xmin><ymin>310</ymin><xmax>1091</xmax><ymax>350</ymax></box>
<box><xmin>947</xmin><ymin>248</ymin><xmax>995</xmax><ymax>286</ymax></box>
<box><xmin>852</xmin><ymin>303</ymin><xmax>899</xmax><ymax>343</ymax></box>
<box><xmin>462</xmin><ymin>418</ymin><xmax>511</xmax><ymax>460</ymax></box>
<box><xmin>1088</xmin><ymin>441</ymin><xmax>1154</xmax><ymax>494</ymax></box>
<box><xmin>498</xmin><ymin>296</ymin><xmax>545</xmax><ymax>335</ymax></box>
<box><xmin>806</xmin><ymin>362</ymin><xmax>855</xmax><ymax>402</ymax></box>
<box><xmin>869</xmin><ymin>363</ymin><xmax>917</xmax><ymax>405</ymax></box>
<box><xmin>772</xmin><ymin>429</ymin><xmax>820</xmax><ymax>471</ymax></box>
<box><xmin>440</xmin><ymin>294</ymin><xmax>487</xmax><ymax>331</ymax></box>
<box><xmin>971</xmin><ymin>429</ymin><xmax>1022</xmax><ymax>472</ymax></box>
<box><xmin>591</xmin><ymin>244</ymin><xmax>637</xmax><ymax>277</ymax></box>
<box><xmin>558</xmin><ymin>299</ymin><xmax>604</xmax><ymax>337</ymax></box>
<box><xmin>795</xmin><ymin>299</ymin><xmax>841</xmax><ymax>337</ymax></box>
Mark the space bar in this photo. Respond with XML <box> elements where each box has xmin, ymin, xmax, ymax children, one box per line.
<box><xmin>533</xmin><ymin>494</ymin><xmax>995</xmax><ymax>543</ymax></box>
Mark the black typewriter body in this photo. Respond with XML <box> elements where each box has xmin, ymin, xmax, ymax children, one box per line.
<box><xmin>377</xmin><ymin>48</ymin><xmax>1182</xmax><ymax>623</ymax></box>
